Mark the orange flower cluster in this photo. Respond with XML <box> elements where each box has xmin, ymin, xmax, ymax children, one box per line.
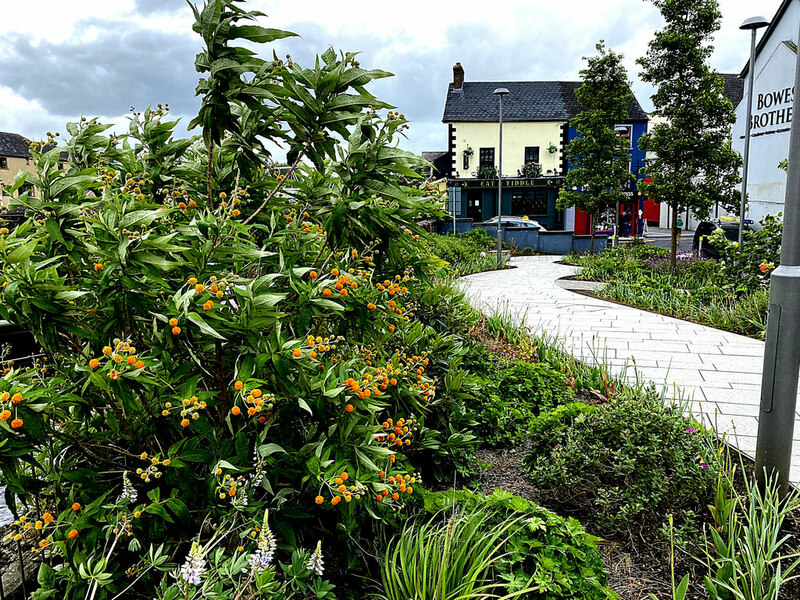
<box><xmin>216</xmin><ymin>471</ymin><xmax>246</xmax><ymax>501</ymax></box>
<box><xmin>93</xmin><ymin>338</ymin><xmax>145</xmax><ymax>379</ymax></box>
<box><xmin>158</xmin><ymin>183</ymin><xmax>193</xmax><ymax>209</ymax></box>
<box><xmin>376</xmin><ymin>470</ymin><xmax>419</xmax><ymax>503</ymax></box>
<box><xmin>135</xmin><ymin>451</ymin><xmax>169</xmax><ymax>482</ymax></box>
<box><xmin>1</xmin><ymin>386</ymin><xmax>30</xmax><ymax>431</ymax></box>
<box><xmin>6</xmin><ymin>511</ymin><xmax>59</xmax><ymax>549</ymax></box>
<box><xmin>217</xmin><ymin>187</ymin><xmax>247</xmax><ymax>219</ymax></box>
<box><xmin>230</xmin><ymin>382</ymin><xmax>275</xmax><ymax>422</ymax></box>
<box><xmin>161</xmin><ymin>395</ymin><xmax>207</xmax><ymax>428</ymax></box>
<box><xmin>377</xmin><ymin>416</ymin><xmax>417</xmax><ymax>451</ymax></box>
<box><xmin>317</xmin><ymin>471</ymin><xmax>367</xmax><ymax>506</ymax></box>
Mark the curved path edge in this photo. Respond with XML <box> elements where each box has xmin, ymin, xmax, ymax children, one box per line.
<box><xmin>457</xmin><ymin>255</ymin><xmax>800</xmax><ymax>484</ymax></box>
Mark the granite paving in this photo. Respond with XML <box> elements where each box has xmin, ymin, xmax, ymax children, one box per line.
<box><xmin>458</xmin><ymin>255</ymin><xmax>800</xmax><ymax>483</ymax></box>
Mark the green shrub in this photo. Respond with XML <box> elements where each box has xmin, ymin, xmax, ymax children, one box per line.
<box><xmin>524</xmin><ymin>398</ymin><xmax>719</xmax><ymax>537</ymax></box>
<box><xmin>473</xmin><ymin>361</ymin><xmax>573</xmax><ymax>447</ymax></box>
<box><xmin>415</xmin><ymin>489</ymin><xmax>618</xmax><ymax>600</ymax></box>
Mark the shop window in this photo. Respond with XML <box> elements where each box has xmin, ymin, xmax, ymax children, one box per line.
<box><xmin>0</xmin><ymin>157</ymin><xmax>7</xmax><ymax>170</ymax></box>
<box><xmin>511</xmin><ymin>190</ymin><xmax>548</xmax><ymax>217</ymax></box>
<box><xmin>524</xmin><ymin>146</ymin><xmax>540</xmax><ymax>164</ymax></box>
<box><xmin>479</xmin><ymin>147</ymin><xmax>495</xmax><ymax>167</ymax></box>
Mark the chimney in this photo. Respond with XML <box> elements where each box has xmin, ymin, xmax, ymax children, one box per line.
<box><xmin>452</xmin><ymin>62</ymin><xmax>464</xmax><ymax>90</ymax></box>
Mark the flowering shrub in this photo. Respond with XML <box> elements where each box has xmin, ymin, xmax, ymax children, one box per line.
<box><xmin>0</xmin><ymin>1</ymin><xmax>484</xmax><ymax>596</ymax></box>
<box><xmin>707</xmin><ymin>214</ymin><xmax>782</xmax><ymax>295</ymax></box>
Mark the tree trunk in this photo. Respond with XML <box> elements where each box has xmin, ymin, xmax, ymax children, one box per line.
<box><xmin>670</xmin><ymin>204</ymin><xmax>678</xmax><ymax>272</ymax></box>
<box><xmin>589</xmin><ymin>213</ymin><xmax>596</xmax><ymax>255</ymax></box>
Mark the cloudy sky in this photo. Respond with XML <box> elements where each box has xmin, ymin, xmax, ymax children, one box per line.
<box><xmin>0</xmin><ymin>0</ymin><xmax>783</xmax><ymax>158</ymax></box>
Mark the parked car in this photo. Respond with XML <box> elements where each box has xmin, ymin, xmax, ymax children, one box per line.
<box><xmin>693</xmin><ymin>219</ymin><xmax>751</xmax><ymax>259</ymax></box>
<box><xmin>480</xmin><ymin>216</ymin><xmax>547</xmax><ymax>231</ymax></box>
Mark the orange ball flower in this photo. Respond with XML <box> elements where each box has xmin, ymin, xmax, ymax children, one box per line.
<box><xmin>309</xmin><ymin>271</ymin><xmax>318</xmax><ymax>279</ymax></box>
<box><xmin>169</xmin><ymin>318</ymin><xmax>178</xmax><ymax>327</ymax></box>
<box><xmin>11</xmin><ymin>393</ymin><xmax>22</xmax><ymax>403</ymax></box>
<box><xmin>135</xmin><ymin>360</ymin><xmax>145</xmax><ymax>369</ymax></box>
<box><xmin>231</xmin><ymin>406</ymin><xmax>241</xmax><ymax>416</ymax></box>
<box><xmin>172</xmin><ymin>326</ymin><xmax>181</xmax><ymax>335</ymax></box>
<box><xmin>67</xmin><ymin>529</ymin><xmax>78</xmax><ymax>540</ymax></box>
<box><xmin>292</xmin><ymin>349</ymin><xmax>302</xmax><ymax>358</ymax></box>
<box><xmin>42</xmin><ymin>512</ymin><xmax>54</xmax><ymax>524</ymax></box>
<box><xmin>181</xmin><ymin>419</ymin><xmax>190</xmax><ymax>427</ymax></box>
<box><xmin>89</xmin><ymin>359</ymin><xmax>100</xmax><ymax>369</ymax></box>
<box><xmin>203</xmin><ymin>300</ymin><xmax>214</xmax><ymax>311</ymax></box>
<box><xmin>340</xmin><ymin>288</ymin><xmax>348</xmax><ymax>297</ymax></box>
<box><xmin>195</xmin><ymin>284</ymin><xmax>205</xmax><ymax>294</ymax></box>
<box><xmin>345</xmin><ymin>404</ymin><xmax>354</xmax><ymax>413</ymax></box>
<box><xmin>72</xmin><ymin>503</ymin><xmax>81</xmax><ymax>511</ymax></box>
<box><xmin>323</xmin><ymin>289</ymin><xmax>332</xmax><ymax>297</ymax></box>
<box><xmin>234</xmin><ymin>381</ymin><xmax>243</xmax><ymax>391</ymax></box>
<box><xmin>11</xmin><ymin>418</ymin><xmax>23</xmax><ymax>429</ymax></box>
<box><xmin>331</xmin><ymin>495</ymin><xmax>341</xmax><ymax>505</ymax></box>
<box><xmin>331</xmin><ymin>268</ymin><xmax>340</xmax><ymax>276</ymax></box>
<box><xmin>315</xmin><ymin>496</ymin><xmax>325</xmax><ymax>505</ymax></box>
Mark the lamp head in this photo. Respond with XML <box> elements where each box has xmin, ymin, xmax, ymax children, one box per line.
<box><xmin>493</xmin><ymin>87</ymin><xmax>510</xmax><ymax>96</ymax></box>
<box><xmin>740</xmin><ymin>16</ymin><xmax>769</xmax><ymax>30</ymax></box>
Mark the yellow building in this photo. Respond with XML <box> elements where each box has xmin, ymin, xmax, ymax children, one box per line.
<box><xmin>0</xmin><ymin>131</ymin><xmax>38</xmax><ymax>207</ymax></box>
<box><xmin>438</xmin><ymin>63</ymin><xmax>648</xmax><ymax>230</ymax></box>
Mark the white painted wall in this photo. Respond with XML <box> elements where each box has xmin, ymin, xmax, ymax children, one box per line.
<box><xmin>732</xmin><ymin>1</ymin><xmax>797</xmax><ymax>224</ymax></box>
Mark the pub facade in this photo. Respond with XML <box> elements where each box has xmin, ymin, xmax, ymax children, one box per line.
<box><xmin>438</xmin><ymin>63</ymin><xmax>649</xmax><ymax>232</ymax></box>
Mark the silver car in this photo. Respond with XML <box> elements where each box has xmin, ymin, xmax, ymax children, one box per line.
<box><xmin>480</xmin><ymin>216</ymin><xmax>547</xmax><ymax>231</ymax></box>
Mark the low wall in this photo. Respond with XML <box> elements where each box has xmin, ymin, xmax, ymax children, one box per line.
<box><xmin>439</xmin><ymin>218</ymin><xmax>475</xmax><ymax>234</ymax></box>
<box><xmin>467</xmin><ymin>224</ymin><xmax>607</xmax><ymax>254</ymax></box>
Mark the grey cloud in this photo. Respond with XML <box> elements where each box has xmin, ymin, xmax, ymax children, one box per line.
<box><xmin>133</xmin><ymin>0</ymin><xmax>188</xmax><ymax>15</ymax></box>
<box><xmin>0</xmin><ymin>19</ymin><xmax>201</xmax><ymax>123</ymax></box>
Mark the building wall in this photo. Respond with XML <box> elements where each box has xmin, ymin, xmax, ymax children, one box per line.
<box><xmin>448</xmin><ymin>121</ymin><xmax>564</xmax><ymax>178</ymax></box>
<box><xmin>732</xmin><ymin>0</ymin><xmax>798</xmax><ymax>224</ymax></box>
<box><xmin>567</xmin><ymin>119</ymin><xmax>649</xmax><ymax>234</ymax></box>
<box><xmin>0</xmin><ymin>156</ymin><xmax>37</xmax><ymax>208</ymax></box>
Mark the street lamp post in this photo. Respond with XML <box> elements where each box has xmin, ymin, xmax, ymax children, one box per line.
<box><xmin>494</xmin><ymin>88</ymin><xmax>509</xmax><ymax>268</ymax></box>
<box><xmin>756</xmin><ymin>17</ymin><xmax>800</xmax><ymax>497</ymax></box>
<box><xmin>738</xmin><ymin>16</ymin><xmax>770</xmax><ymax>247</ymax></box>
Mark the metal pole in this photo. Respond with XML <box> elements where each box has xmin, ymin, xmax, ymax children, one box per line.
<box><xmin>756</xmin><ymin>21</ymin><xmax>800</xmax><ymax>496</ymax></box>
<box><xmin>496</xmin><ymin>95</ymin><xmax>504</xmax><ymax>268</ymax></box>
<box><xmin>738</xmin><ymin>28</ymin><xmax>758</xmax><ymax>247</ymax></box>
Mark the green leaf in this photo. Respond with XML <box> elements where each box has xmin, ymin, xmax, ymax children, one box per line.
<box><xmin>229</xmin><ymin>25</ymin><xmax>297</xmax><ymax>43</ymax></box>
<box><xmin>187</xmin><ymin>312</ymin><xmax>225</xmax><ymax>340</ymax></box>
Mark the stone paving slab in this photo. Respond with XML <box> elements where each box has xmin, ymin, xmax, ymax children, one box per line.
<box><xmin>458</xmin><ymin>255</ymin><xmax>800</xmax><ymax>484</ymax></box>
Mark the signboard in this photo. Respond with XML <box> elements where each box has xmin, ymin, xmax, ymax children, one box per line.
<box><xmin>456</xmin><ymin>177</ymin><xmax>564</xmax><ymax>189</ymax></box>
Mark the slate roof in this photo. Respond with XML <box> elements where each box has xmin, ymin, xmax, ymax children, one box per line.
<box><xmin>421</xmin><ymin>151</ymin><xmax>451</xmax><ymax>179</ymax></box>
<box><xmin>0</xmin><ymin>132</ymin><xmax>32</xmax><ymax>158</ymax></box>
<box><xmin>442</xmin><ymin>81</ymin><xmax>649</xmax><ymax>123</ymax></box>
<box><xmin>719</xmin><ymin>73</ymin><xmax>744</xmax><ymax>109</ymax></box>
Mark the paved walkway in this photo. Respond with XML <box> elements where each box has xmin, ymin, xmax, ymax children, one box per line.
<box><xmin>459</xmin><ymin>255</ymin><xmax>800</xmax><ymax>484</ymax></box>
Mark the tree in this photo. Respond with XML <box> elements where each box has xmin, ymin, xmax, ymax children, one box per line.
<box><xmin>637</xmin><ymin>0</ymin><xmax>741</xmax><ymax>269</ymax></box>
<box><xmin>558</xmin><ymin>41</ymin><xmax>634</xmax><ymax>255</ymax></box>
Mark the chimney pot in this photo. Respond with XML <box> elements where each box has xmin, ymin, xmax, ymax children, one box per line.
<box><xmin>452</xmin><ymin>62</ymin><xmax>464</xmax><ymax>90</ymax></box>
